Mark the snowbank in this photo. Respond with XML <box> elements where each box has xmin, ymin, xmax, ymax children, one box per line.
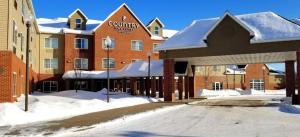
<box><xmin>199</xmin><ymin>89</ymin><xmax>286</xmax><ymax>97</ymax></box>
<box><xmin>0</xmin><ymin>90</ymin><xmax>157</xmax><ymax>126</ymax></box>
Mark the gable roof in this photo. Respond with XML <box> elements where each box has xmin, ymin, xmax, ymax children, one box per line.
<box><xmin>68</xmin><ymin>9</ymin><xmax>89</xmax><ymax>20</ymax></box>
<box><xmin>93</xmin><ymin>3</ymin><xmax>153</xmax><ymax>36</ymax></box>
<box><xmin>147</xmin><ymin>17</ymin><xmax>165</xmax><ymax>28</ymax></box>
<box><xmin>203</xmin><ymin>12</ymin><xmax>255</xmax><ymax>40</ymax></box>
<box><xmin>156</xmin><ymin>11</ymin><xmax>300</xmax><ymax>51</ymax></box>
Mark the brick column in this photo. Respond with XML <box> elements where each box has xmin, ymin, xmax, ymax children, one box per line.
<box><xmin>151</xmin><ymin>77</ymin><xmax>157</xmax><ymax>97</ymax></box>
<box><xmin>163</xmin><ymin>59</ymin><xmax>175</xmax><ymax>101</ymax></box>
<box><xmin>189</xmin><ymin>65</ymin><xmax>196</xmax><ymax>98</ymax></box>
<box><xmin>158</xmin><ymin>76</ymin><xmax>163</xmax><ymax>98</ymax></box>
<box><xmin>296</xmin><ymin>52</ymin><xmax>300</xmax><ymax>104</ymax></box>
<box><xmin>184</xmin><ymin>76</ymin><xmax>189</xmax><ymax>99</ymax></box>
<box><xmin>178</xmin><ymin>76</ymin><xmax>183</xmax><ymax>100</ymax></box>
<box><xmin>285</xmin><ymin>61</ymin><xmax>295</xmax><ymax>99</ymax></box>
<box><xmin>130</xmin><ymin>78</ymin><xmax>137</xmax><ymax>95</ymax></box>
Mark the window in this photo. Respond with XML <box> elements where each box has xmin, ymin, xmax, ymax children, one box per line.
<box><xmin>131</xmin><ymin>40</ymin><xmax>143</xmax><ymax>51</ymax></box>
<box><xmin>250</xmin><ymin>79</ymin><xmax>264</xmax><ymax>90</ymax></box>
<box><xmin>44</xmin><ymin>58</ymin><xmax>58</xmax><ymax>69</ymax></box>
<box><xmin>43</xmin><ymin>81</ymin><xmax>58</xmax><ymax>92</ymax></box>
<box><xmin>45</xmin><ymin>38</ymin><xmax>58</xmax><ymax>49</ymax></box>
<box><xmin>74</xmin><ymin>81</ymin><xmax>88</xmax><ymax>90</ymax></box>
<box><xmin>153</xmin><ymin>43</ymin><xmax>159</xmax><ymax>53</ymax></box>
<box><xmin>74</xmin><ymin>58</ymin><xmax>88</xmax><ymax>69</ymax></box>
<box><xmin>102</xmin><ymin>38</ymin><xmax>116</xmax><ymax>49</ymax></box>
<box><xmin>22</xmin><ymin>0</ymin><xmax>26</xmax><ymax>16</ymax></box>
<box><xmin>13</xmin><ymin>20</ymin><xmax>17</xmax><ymax>45</ymax></box>
<box><xmin>154</xmin><ymin>26</ymin><xmax>159</xmax><ymax>35</ymax></box>
<box><xmin>212</xmin><ymin>82</ymin><xmax>223</xmax><ymax>91</ymax></box>
<box><xmin>75</xmin><ymin>18</ymin><xmax>82</xmax><ymax>29</ymax></box>
<box><xmin>12</xmin><ymin>73</ymin><xmax>17</xmax><ymax>97</ymax></box>
<box><xmin>75</xmin><ymin>38</ymin><xmax>88</xmax><ymax>49</ymax></box>
<box><xmin>102</xmin><ymin>58</ymin><xmax>116</xmax><ymax>69</ymax></box>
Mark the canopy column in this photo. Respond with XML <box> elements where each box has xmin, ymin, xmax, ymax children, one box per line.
<box><xmin>122</xmin><ymin>78</ymin><xmax>126</xmax><ymax>92</ymax></box>
<box><xmin>189</xmin><ymin>65</ymin><xmax>196</xmax><ymax>98</ymax></box>
<box><xmin>163</xmin><ymin>59</ymin><xmax>176</xmax><ymax>101</ymax></box>
<box><xmin>178</xmin><ymin>76</ymin><xmax>184</xmax><ymax>100</ymax></box>
<box><xmin>296</xmin><ymin>52</ymin><xmax>300</xmax><ymax>104</ymax></box>
<box><xmin>130</xmin><ymin>78</ymin><xmax>137</xmax><ymax>95</ymax></box>
<box><xmin>151</xmin><ymin>77</ymin><xmax>157</xmax><ymax>97</ymax></box>
<box><xmin>158</xmin><ymin>76</ymin><xmax>163</xmax><ymax>98</ymax></box>
<box><xmin>184</xmin><ymin>76</ymin><xmax>189</xmax><ymax>99</ymax></box>
<box><xmin>285</xmin><ymin>60</ymin><xmax>296</xmax><ymax>104</ymax></box>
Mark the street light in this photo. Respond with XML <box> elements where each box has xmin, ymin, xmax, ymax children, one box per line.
<box><xmin>146</xmin><ymin>51</ymin><xmax>152</xmax><ymax>98</ymax></box>
<box><xmin>24</xmin><ymin>13</ymin><xmax>33</xmax><ymax>112</ymax></box>
<box><xmin>232</xmin><ymin>65</ymin><xmax>237</xmax><ymax>90</ymax></box>
<box><xmin>105</xmin><ymin>36</ymin><xmax>112</xmax><ymax>103</ymax></box>
<box><xmin>262</xmin><ymin>66</ymin><xmax>266</xmax><ymax>93</ymax></box>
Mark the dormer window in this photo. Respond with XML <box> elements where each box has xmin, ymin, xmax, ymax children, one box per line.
<box><xmin>75</xmin><ymin>18</ymin><xmax>82</xmax><ymax>29</ymax></box>
<box><xmin>154</xmin><ymin>26</ymin><xmax>159</xmax><ymax>35</ymax></box>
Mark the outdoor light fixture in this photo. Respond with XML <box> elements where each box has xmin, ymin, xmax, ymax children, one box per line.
<box><xmin>105</xmin><ymin>36</ymin><xmax>112</xmax><ymax>103</ymax></box>
<box><xmin>24</xmin><ymin>12</ymin><xmax>33</xmax><ymax>112</ymax></box>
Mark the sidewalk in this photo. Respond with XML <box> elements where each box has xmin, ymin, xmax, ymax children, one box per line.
<box><xmin>2</xmin><ymin>99</ymin><xmax>203</xmax><ymax>136</ymax></box>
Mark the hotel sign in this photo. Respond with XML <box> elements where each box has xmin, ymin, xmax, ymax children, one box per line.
<box><xmin>108</xmin><ymin>16</ymin><xmax>139</xmax><ymax>34</ymax></box>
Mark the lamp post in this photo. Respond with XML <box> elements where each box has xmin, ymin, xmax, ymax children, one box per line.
<box><xmin>24</xmin><ymin>13</ymin><xmax>33</xmax><ymax>112</ymax></box>
<box><xmin>232</xmin><ymin>65</ymin><xmax>237</xmax><ymax>90</ymax></box>
<box><xmin>147</xmin><ymin>52</ymin><xmax>152</xmax><ymax>98</ymax></box>
<box><xmin>105</xmin><ymin>36</ymin><xmax>112</xmax><ymax>103</ymax></box>
<box><xmin>262</xmin><ymin>66</ymin><xmax>266</xmax><ymax>93</ymax></box>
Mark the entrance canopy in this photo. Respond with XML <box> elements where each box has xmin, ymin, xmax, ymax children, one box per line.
<box><xmin>156</xmin><ymin>12</ymin><xmax>300</xmax><ymax>65</ymax></box>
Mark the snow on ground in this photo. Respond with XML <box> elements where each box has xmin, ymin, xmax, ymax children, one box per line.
<box><xmin>199</xmin><ymin>89</ymin><xmax>286</xmax><ymax>98</ymax></box>
<box><xmin>53</xmin><ymin>96</ymin><xmax>300</xmax><ymax>137</ymax></box>
<box><xmin>0</xmin><ymin>89</ymin><xmax>157</xmax><ymax>126</ymax></box>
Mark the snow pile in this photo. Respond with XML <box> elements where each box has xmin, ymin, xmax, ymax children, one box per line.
<box><xmin>199</xmin><ymin>89</ymin><xmax>286</xmax><ymax>97</ymax></box>
<box><xmin>156</xmin><ymin>12</ymin><xmax>300</xmax><ymax>51</ymax></box>
<box><xmin>0</xmin><ymin>90</ymin><xmax>157</xmax><ymax>126</ymax></box>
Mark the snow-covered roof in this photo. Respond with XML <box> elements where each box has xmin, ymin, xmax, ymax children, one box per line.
<box><xmin>146</xmin><ymin>17</ymin><xmax>165</xmax><ymax>28</ymax></box>
<box><xmin>37</xmin><ymin>18</ymin><xmax>103</xmax><ymax>34</ymax></box>
<box><xmin>226</xmin><ymin>65</ymin><xmax>245</xmax><ymax>75</ymax></box>
<box><xmin>68</xmin><ymin>9</ymin><xmax>89</xmax><ymax>20</ymax></box>
<box><xmin>62</xmin><ymin>60</ymin><xmax>163</xmax><ymax>79</ymax></box>
<box><xmin>156</xmin><ymin>12</ymin><xmax>300</xmax><ymax>51</ymax></box>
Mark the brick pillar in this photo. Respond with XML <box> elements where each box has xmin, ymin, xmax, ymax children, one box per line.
<box><xmin>296</xmin><ymin>52</ymin><xmax>300</xmax><ymax>104</ymax></box>
<box><xmin>151</xmin><ymin>77</ymin><xmax>157</xmax><ymax>97</ymax></box>
<box><xmin>285</xmin><ymin>61</ymin><xmax>295</xmax><ymax>101</ymax></box>
<box><xmin>163</xmin><ymin>59</ymin><xmax>175</xmax><ymax>101</ymax></box>
<box><xmin>130</xmin><ymin>78</ymin><xmax>137</xmax><ymax>95</ymax></box>
<box><xmin>178</xmin><ymin>76</ymin><xmax>183</xmax><ymax>100</ymax></box>
<box><xmin>122</xmin><ymin>78</ymin><xmax>126</xmax><ymax>92</ymax></box>
<box><xmin>189</xmin><ymin>65</ymin><xmax>196</xmax><ymax>98</ymax></box>
<box><xmin>158</xmin><ymin>76</ymin><xmax>163</xmax><ymax>98</ymax></box>
<box><xmin>184</xmin><ymin>76</ymin><xmax>189</xmax><ymax>99</ymax></box>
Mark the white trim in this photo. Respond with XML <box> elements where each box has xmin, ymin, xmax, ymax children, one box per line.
<box><xmin>203</xmin><ymin>12</ymin><xmax>255</xmax><ymax>40</ymax></box>
<box><xmin>147</xmin><ymin>17</ymin><xmax>165</xmax><ymax>28</ymax></box>
<box><xmin>68</xmin><ymin>9</ymin><xmax>89</xmax><ymax>20</ymax></box>
<box><xmin>131</xmin><ymin>40</ymin><xmax>143</xmax><ymax>51</ymax></box>
<box><xmin>93</xmin><ymin>3</ymin><xmax>153</xmax><ymax>37</ymax></box>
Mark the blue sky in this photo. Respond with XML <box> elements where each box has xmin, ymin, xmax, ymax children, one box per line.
<box><xmin>32</xmin><ymin>0</ymin><xmax>299</xmax><ymax>71</ymax></box>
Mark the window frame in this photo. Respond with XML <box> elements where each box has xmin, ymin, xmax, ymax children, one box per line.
<box><xmin>250</xmin><ymin>79</ymin><xmax>264</xmax><ymax>91</ymax></box>
<box><xmin>74</xmin><ymin>58</ymin><xmax>89</xmax><ymax>70</ymax></box>
<box><xmin>44</xmin><ymin>58</ymin><xmax>58</xmax><ymax>69</ymax></box>
<box><xmin>154</xmin><ymin>26</ymin><xmax>160</xmax><ymax>35</ymax></box>
<box><xmin>212</xmin><ymin>82</ymin><xmax>223</xmax><ymax>91</ymax></box>
<box><xmin>102</xmin><ymin>58</ymin><xmax>116</xmax><ymax>69</ymax></box>
<box><xmin>102</xmin><ymin>38</ymin><xmax>116</xmax><ymax>50</ymax></box>
<box><xmin>44</xmin><ymin>38</ymin><xmax>58</xmax><ymax>49</ymax></box>
<box><xmin>75</xmin><ymin>18</ymin><xmax>82</xmax><ymax>29</ymax></box>
<box><xmin>43</xmin><ymin>81</ymin><xmax>58</xmax><ymax>92</ymax></box>
<box><xmin>131</xmin><ymin>40</ymin><xmax>143</xmax><ymax>51</ymax></box>
<box><xmin>74</xmin><ymin>38</ymin><xmax>88</xmax><ymax>49</ymax></box>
